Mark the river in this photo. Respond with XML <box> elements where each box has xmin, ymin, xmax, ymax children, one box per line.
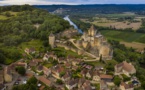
<box><xmin>63</xmin><ymin>15</ymin><xmax>83</xmax><ymax>34</ymax></box>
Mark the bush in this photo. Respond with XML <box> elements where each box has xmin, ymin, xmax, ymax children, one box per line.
<box><xmin>56</xmin><ymin>79</ymin><xmax>63</xmax><ymax>85</ymax></box>
<box><xmin>15</xmin><ymin>66</ymin><xmax>26</xmax><ymax>75</ymax></box>
<box><xmin>113</xmin><ymin>76</ymin><xmax>121</xmax><ymax>86</ymax></box>
<box><xmin>121</xmin><ymin>74</ymin><xmax>131</xmax><ymax>82</ymax></box>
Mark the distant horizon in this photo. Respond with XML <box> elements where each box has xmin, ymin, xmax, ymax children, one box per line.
<box><xmin>1</xmin><ymin>0</ymin><xmax>145</xmax><ymax>6</ymax></box>
<box><xmin>1</xmin><ymin>4</ymin><xmax>145</xmax><ymax>6</ymax></box>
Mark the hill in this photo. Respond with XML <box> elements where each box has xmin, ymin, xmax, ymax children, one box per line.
<box><xmin>0</xmin><ymin>5</ymin><xmax>70</xmax><ymax>64</ymax></box>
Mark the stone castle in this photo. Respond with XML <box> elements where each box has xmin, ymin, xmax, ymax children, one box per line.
<box><xmin>49</xmin><ymin>25</ymin><xmax>113</xmax><ymax>60</ymax></box>
<box><xmin>76</xmin><ymin>25</ymin><xmax>113</xmax><ymax>60</ymax></box>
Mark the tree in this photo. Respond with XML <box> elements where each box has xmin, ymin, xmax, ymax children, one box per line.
<box><xmin>0</xmin><ymin>53</ymin><xmax>6</xmax><ymax>63</ymax></box>
<box><xmin>5</xmin><ymin>12</ymin><xmax>11</xmax><ymax>17</ymax></box>
<box><xmin>56</xmin><ymin>79</ymin><xmax>63</xmax><ymax>85</ymax></box>
<box><xmin>113</xmin><ymin>76</ymin><xmax>121</xmax><ymax>86</ymax></box>
<box><xmin>15</xmin><ymin>66</ymin><xmax>26</xmax><ymax>75</ymax></box>
<box><xmin>27</xmin><ymin>76</ymin><xmax>37</xmax><ymax>85</ymax></box>
<box><xmin>141</xmin><ymin>81</ymin><xmax>145</xmax><ymax>89</ymax></box>
<box><xmin>99</xmin><ymin>54</ymin><xmax>102</xmax><ymax>62</ymax></box>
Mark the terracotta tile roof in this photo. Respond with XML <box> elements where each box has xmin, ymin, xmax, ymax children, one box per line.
<box><xmin>82</xmin><ymin>80</ymin><xmax>91</xmax><ymax>89</ymax></box>
<box><xmin>26</xmin><ymin>73</ymin><xmax>33</xmax><ymax>78</ymax></box>
<box><xmin>29</xmin><ymin>60</ymin><xmax>38</xmax><ymax>67</ymax></box>
<box><xmin>93</xmin><ymin>70</ymin><xmax>100</xmax><ymax>76</ymax></box>
<box><xmin>100</xmin><ymin>74</ymin><xmax>113</xmax><ymax>79</ymax></box>
<box><xmin>43</xmin><ymin>66</ymin><xmax>49</xmax><ymax>72</ymax></box>
<box><xmin>121</xmin><ymin>82</ymin><xmax>133</xmax><ymax>89</ymax></box>
<box><xmin>116</xmin><ymin>61</ymin><xmax>135</xmax><ymax>72</ymax></box>
<box><xmin>39</xmin><ymin>76</ymin><xmax>51</xmax><ymax>86</ymax></box>
<box><xmin>67</xmin><ymin>79</ymin><xmax>78</xmax><ymax>86</ymax></box>
<box><xmin>16</xmin><ymin>62</ymin><xmax>27</xmax><ymax>67</ymax></box>
<box><xmin>39</xmin><ymin>85</ymin><xmax>45</xmax><ymax>90</ymax></box>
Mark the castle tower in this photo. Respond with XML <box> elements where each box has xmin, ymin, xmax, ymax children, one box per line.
<box><xmin>49</xmin><ymin>33</ymin><xmax>55</xmax><ymax>48</ymax></box>
<box><xmin>94</xmin><ymin>37</ymin><xmax>101</xmax><ymax>47</ymax></box>
<box><xmin>88</xmin><ymin>25</ymin><xmax>97</xmax><ymax>36</ymax></box>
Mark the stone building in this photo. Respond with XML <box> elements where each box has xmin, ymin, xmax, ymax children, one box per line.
<box><xmin>77</xmin><ymin>25</ymin><xmax>113</xmax><ymax>60</ymax></box>
<box><xmin>115</xmin><ymin>61</ymin><xmax>136</xmax><ymax>76</ymax></box>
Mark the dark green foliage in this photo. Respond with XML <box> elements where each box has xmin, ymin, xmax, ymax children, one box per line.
<box><xmin>15</xmin><ymin>66</ymin><xmax>26</xmax><ymax>75</ymax></box>
<box><xmin>121</xmin><ymin>74</ymin><xmax>131</xmax><ymax>82</ymax></box>
<box><xmin>0</xmin><ymin>5</ymin><xmax>70</xmax><ymax>65</ymax></box>
<box><xmin>113</xmin><ymin>76</ymin><xmax>121</xmax><ymax>86</ymax></box>
<box><xmin>56</xmin><ymin>79</ymin><xmax>63</xmax><ymax>85</ymax></box>
<box><xmin>27</xmin><ymin>76</ymin><xmax>38</xmax><ymax>85</ymax></box>
<box><xmin>0</xmin><ymin>52</ymin><xmax>6</xmax><ymax>63</ymax></box>
<box><xmin>60</xmin><ymin>71</ymin><xmax>65</xmax><ymax>77</ymax></box>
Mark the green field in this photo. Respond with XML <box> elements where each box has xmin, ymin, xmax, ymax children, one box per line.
<box><xmin>99</xmin><ymin>13</ymin><xmax>135</xmax><ymax>18</ymax></box>
<box><xmin>100</xmin><ymin>30</ymin><xmax>145</xmax><ymax>43</ymax></box>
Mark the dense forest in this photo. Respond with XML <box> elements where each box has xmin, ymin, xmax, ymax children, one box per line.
<box><xmin>0</xmin><ymin>5</ymin><xmax>70</xmax><ymax>64</ymax></box>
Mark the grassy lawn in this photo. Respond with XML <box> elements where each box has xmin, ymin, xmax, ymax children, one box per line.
<box><xmin>0</xmin><ymin>11</ymin><xmax>19</xmax><ymax>20</ymax></box>
<box><xmin>18</xmin><ymin>39</ymin><xmax>43</xmax><ymax>52</ymax></box>
<box><xmin>0</xmin><ymin>15</ymin><xmax>8</xmax><ymax>20</ymax></box>
<box><xmin>93</xmin><ymin>83</ymin><xmax>100</xmax><ymax>90</ymax></box>
<box><xmin>52</xmin><ymin>47</ymin><xmax>83</xmax><ymax>58</ymax></box>
<box><xmin>44</xmin><ymin>63</ymin><xmax>53</xmax><ymax>68</ymax></box>
<box><xmin>4</xmin><ymin>59</ymin><xmax>14</xmax><ymax>65</ymax></box>
<box><xmin>100</xmin><ymin>30</ymin><xmax>145</xmax><ymax>43</ymax></box>
<box><xmin>84</xmin><ymin>61</ymin><xmax>105</xmax><ymax>67</ymax></box>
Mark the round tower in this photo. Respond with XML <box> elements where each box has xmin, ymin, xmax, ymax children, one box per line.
<box><xmin>49</xmin><ymin>33</ymin><xmax>55</xmax><ymax>48</ymax></box>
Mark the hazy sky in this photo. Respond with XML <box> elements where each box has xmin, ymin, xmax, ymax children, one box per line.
<box><xmin>1</xmin><ymin>0</ymin><xmax>145</xmax><ymax>5</ymax></box>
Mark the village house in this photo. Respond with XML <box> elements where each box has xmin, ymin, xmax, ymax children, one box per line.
<box><xmin>28</xmin><ymin>60</ymin><xmax>39</xmax><ymax>68</ymax></box>
<box><xmin>61</xmin><ymin>71</ymin><xmax>71</xmax><ymax>82</ymax></box>
<box><xmin>92</xmin><ymin>70</ymin><xmax>100</xmax><ymax>82</ymax></box>
<box><xmin>72</xmin><ymin>59</ymin><xmax>81</xmax><ymax>66</ymax></box>
<box><xmin>66</xmin><ymin>79</ymin><xmax>78</xmax><ymax>90</ymax></box>
<box><xmin>43</xmin><ymin>52</ymin><xmax>58</xmax><ymax>61</ymax></box>
<box><xmin>39</xmin><ymin>76</ymin><xmax>52</xmax><ymax>87</ymax></box>
<box><xmin>51</xmin><ymin>65</ymin><xmax>65</xmax><ymax>79</ymax></box>
<box><xmin>86</xmin><ymin>70</ymin><xmax>92</xmax><ymax>79</ymax></box>
<box><xmin>25</xmin><ymin>48</ymin><xmax>36</xmax><ymax>54</ymax></box>
<box><xmin>58</xmin><ymin>57</ymin><xmax>67</xmax><ymax>64</ymax></box>
<box><xmin>16</xmin><ymin>61</ymin><xmax>27</xmax><ymax>69</ymax></box>
<box><xmin>80</xmin><ymin>69</ymin><xmax>88</xmax><ymax>77</ymax></box>
<box><xmin>78</xmin><ymin>78</ymin><xmax>86</xmax><ymax>88</ymax></box>
<box><xmin>81</xmin><ymin>80</ymin><xmax>92</xmax><ymax>90</ymax></box>
<box><xmin>120</xmin><ymin>82</ymin><xmax>134</xmax><ymax>90</ymax></box>
<box><xmin>100</xmin><ymin>74</ymin><xmax>113</xmax><ymax>82</ymax></box>
<box><xmin>43</xmin><ymin>66</ymin><xmax>51</xmax><ymax>77</ymax></box>
<box><xmin>115</xmin><ymin>61</ymin><xmax>136</xmax><ymax>76</ymax></box>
